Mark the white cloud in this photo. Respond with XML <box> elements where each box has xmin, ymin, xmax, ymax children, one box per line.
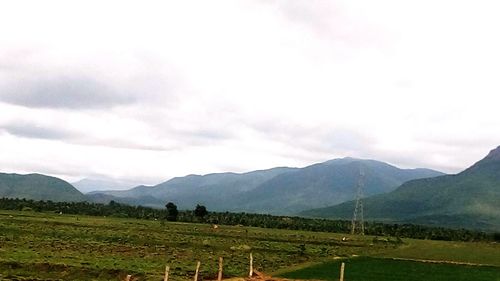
<box><xmin>1</xmin><ymin>0</ymin><xmax>500</xmax><ymax>186</ymax></box>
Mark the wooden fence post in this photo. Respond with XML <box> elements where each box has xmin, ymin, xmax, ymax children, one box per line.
<box><xmin>194</xmin><ymin>261</ymin><xmax>201</xmax><ymax>281</ymax></box>
<box><xmin>164</xmin><ymin>265</ymin><xmax>170</xmax><ymax>281</ymax></box>
<box><xmin>339</xmin><ymin>262</ymin><xmax>345</xmax><ymax>281</ymax></box>
<box><xmin>249</xmin><ymin>253</ymin><xmax>253</xmax><ymax>277</ymax></box>
<box><xmin>218</xmin><ymin>257</ymin><xmax>223</xmax><ymax>281</ymax></box>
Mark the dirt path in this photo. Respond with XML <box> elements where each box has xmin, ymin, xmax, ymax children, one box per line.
<box><xmin>224</xmin><ymin>270</ymin><xmax>322</xmax><ymax>281</ymax></box>
<box><xmin>387</xmin><ymin>257</ymin><xmax>498</xmax><ymax>267</ymax></box>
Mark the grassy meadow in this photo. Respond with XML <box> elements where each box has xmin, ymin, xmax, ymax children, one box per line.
<box><xmin>278</xmin><ymin>257</ymin><xmax>500</xmax><ymax>281</ymax></box>
<box><xmin>0</xmin><ymin>210</ymin><xmax>499</xmax><ymax>281</ymax></box>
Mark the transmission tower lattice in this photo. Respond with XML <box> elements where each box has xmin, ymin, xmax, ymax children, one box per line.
<box><xmin>351</xmin><ymin>167</ymin><xmax>365</xmax><ymax>235</ymax></box>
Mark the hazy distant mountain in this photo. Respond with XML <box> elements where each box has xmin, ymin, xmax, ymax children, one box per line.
<box><xmin>85</xmin><ymin>192</ymin><xmax>165</xmax><ymax>208</ymax></box>
<box><xmin>72</xmin><ymin>177</ymin><xmax>140</xmax><ymax>193</ymax></box>
<box><xmin>231</xmin><ymin>158</ymin><xmax>444</xmax><ymax>214</ymax></box>
<box><xmin>92</xmin><ymin>167</ymin><xmax>297</xmax><ymax>210</ymax></box>
<box><xmin>0</xmin><ymin>173</ymin><xmax>86</xmax><ymax>202</ymax></box>
<box><xmin>90</xmin><ymin>158</ymin><xmax>443</xmax><ymax>214</ymax></box>
<box><xmin>301</xmin><ymin>147</ymin><xmax>500</xmax><ymax>231</ymax></box>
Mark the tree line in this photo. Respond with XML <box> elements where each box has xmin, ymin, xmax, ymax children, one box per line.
<box><xmin>0</xmin><ymin>197</ymin><xmax>498</xmax><ymax>242</ymax></box>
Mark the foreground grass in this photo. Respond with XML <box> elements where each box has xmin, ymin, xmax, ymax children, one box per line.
<box><xmin>1</xmin><ymin>210</ymin><xmax>499</xmax><ymax>281</ymax></box>
<box><xmin>278</xmin><ymin>257</ymin><xmax>500</xmax><ymax>281</ymax></box>
<box><xmin>0</xmin><ymin>210</ymin><xmax>381</xmax><ymax>280</ymax></box>
<box><xmin>376</xmin><ymin>238</ymin><xmax>500</xmax><ymax>266</ymax></box>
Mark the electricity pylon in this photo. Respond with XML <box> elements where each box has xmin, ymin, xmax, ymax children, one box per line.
<box><xmin>351</xmin><ymin>167</ymin><xmax>365</xmax><ymax>235</ymax></box>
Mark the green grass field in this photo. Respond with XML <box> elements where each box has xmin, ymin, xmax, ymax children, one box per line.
<box><xmin>0</xmin><ymin>210</ymin><xmax>499</xmax><ymax>281</ymax></box>
<box><xmin>278</xmin><ymin>257</ymin><xmax>500</xmax><ymax>281</ymax></box>
<box><xmin>0</xmin><ymin>210</ymin><xmax>382</xmax><ymax>280</ymax></box>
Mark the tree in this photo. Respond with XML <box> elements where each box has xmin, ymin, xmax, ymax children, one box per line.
<box><xmin>165</xmin><ymin>202</ymin><xmax>178</xmax><ymax>221</ymax></box>
<box><xmin>194</xmin><ymin>204</ymin><xmax>208</xmax><ymax>219</ymax></box>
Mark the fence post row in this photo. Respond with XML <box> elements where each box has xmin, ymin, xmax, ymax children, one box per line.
<box><xmin>126</xmin><ymin>254</ymin><xmax>253</xmax><ymax>281</ymax></box>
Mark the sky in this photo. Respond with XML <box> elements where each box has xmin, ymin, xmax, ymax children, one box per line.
<box><xmin>1</xmin><ymin>0</ymin><xmax>500</xmax><ymax>188</ymax></box>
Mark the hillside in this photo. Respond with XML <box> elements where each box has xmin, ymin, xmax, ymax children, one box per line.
<box><xmin>230</xmin><ymin>158</ymin><xmax>444</xmax><ymax>214</ymax></box>
<box><xmin>92</xmin><ymin>167</ymin><xmax>298</xmax><ymax>210</ymax></box>
<box><xmin>90</xmin><ymin>159</ymin><xmax>443</xmax><ymax>214</ymax></box>
<box><xmin>0</xmin><ymin>173</ymin><xmax>86</xmax><ymax>202</ymax></box>
<box><xmin>301</xmin><ymin>146</ymin><xmax>500</xmax><ymax>231</ymax></box>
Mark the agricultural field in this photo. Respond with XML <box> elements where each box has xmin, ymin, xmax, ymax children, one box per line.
<box><xmin>278</xmin><ymin>257</ymin><xmax>500</xmax><ymax>281</ymax></box>
<box><xmin>0</xmin><ymin>210</ymin><xmax>499</xmax><ymax>281</ymax></box>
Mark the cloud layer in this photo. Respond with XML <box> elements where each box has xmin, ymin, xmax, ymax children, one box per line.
<box><xmin>1</xmin><ymin>75</ymin><xmax>136</xmax><ymax>109</ymax></box>
<box><xmin>1</xmin><ymin>0</ymin><xmax>500</xmax><ymax>187</ymax></box>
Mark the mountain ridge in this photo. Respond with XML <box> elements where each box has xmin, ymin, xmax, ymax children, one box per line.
<box><xmin>0</xmin><ymin>172</ymin><xmax>86</xmax><ymax>202</ymax></box>
<box><xmin>90</xmin><ymin>158</ymin><xmax>444</xmax><ymax>214</ymax></box>
<box><xmin>300</xmin><ymin>146</ymin><xmax>500</xmax><ymax>231</ymax></box>
<box><xmin>230</xmin><ymin>158</ymin><xmax>444</xmax><ymax>214</ymax></box>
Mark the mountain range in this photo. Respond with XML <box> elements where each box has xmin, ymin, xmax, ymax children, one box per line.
<box><xmin>230</xmin><ymin>158</ymin><xmax>443</xmax><ymax>214</ymax></box>
<box><xmin>301</xmin><ymin>146</ymin><xmax>500</xmax><ymax>231</ymax></box>
<box><xmin>88</xmin><ymin>158</ymin><xmax>443</xmax><ymax>214</ymax></box>
<box><xmin>3</xmin><ymin>146</ymin><xmax>500</xmax><ymax>231</ymax></box>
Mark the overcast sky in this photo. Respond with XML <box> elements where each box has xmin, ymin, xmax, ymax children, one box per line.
<box><xmin>1</xmin><ymin>0</ymin><xmax>499</xmax><ymax>187</ymax></box>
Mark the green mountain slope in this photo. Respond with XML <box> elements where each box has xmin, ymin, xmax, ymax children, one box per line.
<box><xmin>93</xmin><ymin>167</ymin><xmax>298</xmax><ymax>210</ymax></box>
<box><xmin>90</xmin><ymin>159</ymin><xmax>443</xmax><ymax>214</ymax></box>
<box><xmin>301</xmin><ymin>146</ymin><xmax>500</xmax><ymax>231</ymax></box>
<box><xmin>0</xmin><ymin>173</ymin><xmax>86</xmax><ymax>202</ymax></box>
<box><xmin>231</xmin><ymin>158</ymin><xmax>444</xmax><ymax>214</ymax></box>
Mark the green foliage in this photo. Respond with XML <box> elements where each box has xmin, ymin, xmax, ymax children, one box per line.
<box><xmin>165</xmin><ymin>202</ymin><xmax>178</xmax><ymax>221</ymax></box>
<box><xmin>194</xmin><ymin>204</ymin><xmax>208</xmax><ymax>218</ymax></box>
